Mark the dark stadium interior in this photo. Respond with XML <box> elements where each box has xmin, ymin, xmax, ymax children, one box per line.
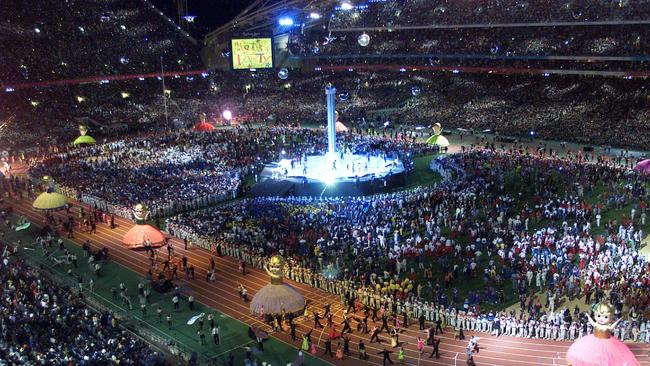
<box><xmin>1</xmin><ymin>1</ymin><xmax>649</xmax><ymax>366</ymax></box>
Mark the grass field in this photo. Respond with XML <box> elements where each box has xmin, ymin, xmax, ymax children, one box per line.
<box><xmin>405</xmin><ymin>154</ymin><xmax>442</xmax><ymax>189</ymax></box>
<box><xmin>4</xmin><ymin>216</ymin><xmax>331</xmax><ymax>366</ymax></box>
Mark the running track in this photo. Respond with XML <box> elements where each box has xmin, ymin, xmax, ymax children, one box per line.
<box><xmin>11</xmin><ymin>198</ymin><xmax>650</xmax><ymax>366</ymax></box>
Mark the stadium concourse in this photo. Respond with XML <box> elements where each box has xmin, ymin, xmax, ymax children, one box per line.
<box><xmin>10</xmin><ymin>193</ymin><xmax>650</xmax><ymax>366</ymax></box>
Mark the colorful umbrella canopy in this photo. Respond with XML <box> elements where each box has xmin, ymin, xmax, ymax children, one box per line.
<box><xmin>32</xmin><ymin>191</ymin><xmax>68</xmax><ymax>211</ymax></box>
<box><xmin>122</xmin><ymin>224</ymin><xmax>166</xmax><ymax>249</ymax></box>
<box><xmin>193</xmin><ymin>121</ymin><xmax>215</xmax><ymax>132</ymax></box>
<box><xmin>73</xmin><ymin>135</ymin><xmax>96</xmax><ymax>145</ymax></box>
<box><xmin>634</xmin><ymin>159</ymin><xmax>650</xmax><ymax>173</ymax></box>
<box><xmin>426</xmin><ymin>134</ymin><xmax>450</xmax><ymax>147</ymax></box>
<box><xmin>335</xmin><ymin>121</ymin><xmax>349</xmax><ymax>133</ymax></box>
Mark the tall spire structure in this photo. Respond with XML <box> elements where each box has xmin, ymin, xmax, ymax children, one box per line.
<box><xmin>325</xmin><ymin>86</ymin><xmax>337</xmax><ymax>155</ymax></box>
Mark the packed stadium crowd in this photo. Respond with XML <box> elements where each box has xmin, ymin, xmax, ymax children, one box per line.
<box><xmin>0</xmin><ymin>0</ymin><xmax>199</xmax><ymax>83</ymax></box>
<box><xmin>167</xmin><ymin>147</ymin><xmax>650</xmax><ymax>345</ymax></box>
<box><xmin>292</xmin><ymin>4</ymin><xmax>650</xmax><ymax>72</ymax></box>
<box><xmin>4</xmin><ymin>69</ymin><xmax>648</xmax><ymax>158</ymax></box>
<box><xmin>328</xmin><ymin>0</ymin><xmax>650</xmax><ymax>28</ymax></box>
<box><xmin>0</xmin><ymin>0</ymin><xmax>648</xmax><ymax>156</ymax></box>
<box><xmin>294</xmin><ymin>25</ymin><xmax>649</xmax><ymax>61</ymax></box>
<box><xmin>241</xmin><ymin>72</ymin><xmax>650</xmax><ymax>150</ymax></box>
<box><xmin>0</xmin><ymin>242</ymin><xmax>166</xmax><ymax>365</ymax></box>
<box><xmin>0</xmin><ymin>0</ymin><xmax>204</xmax><ymax>151</ymax></box>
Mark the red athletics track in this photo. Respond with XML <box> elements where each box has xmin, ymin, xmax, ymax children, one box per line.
<box><xmin>10</xmin><ymin>197</ymin><xmax>650</xmax><ymax>366</ymax></box>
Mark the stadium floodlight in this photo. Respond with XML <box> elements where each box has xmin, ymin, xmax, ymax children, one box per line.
<box><xmin>278</xmin><ymin>17</ymin><xmax>294</xmax><ymax>26</ymax></box>
<box><xmin>358</xmin><ymin>33</ymin><xmax>370</xmax><ymax>46</ymax></box>
<box><xmin>309</xmin><ymin>12</ymin><xmax>321</xmax><ymax>19</ymax></box>
<box><xmin>222</xmin><ymin>110</ymin><xmax>232</xmax><ymax>121</ymax></box>
<box><xmin>341</xmin><ymin>2</ymin><xmax>353</xmax><ymax>10</ymax></box>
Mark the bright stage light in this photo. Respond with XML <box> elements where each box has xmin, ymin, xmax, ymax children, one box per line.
<box><xmin>323</xmin><ymin>175</ymin><xmax>336</xmax><ymax>186</ymax></box>
<box><xmin>341</xmin><ymin>2</ymin><xmax>353</xmax><ymax>10</ymax></box>
<box><xmin>309</xmin><ymin>12</ymin><xmax>321</xmax><ymax>19</ymax></box>
<box><xmin>278</xmin><ymin>17</ymin><xmax>294</xmax><ymax>26</ymax></box>
<box><xmin>222</xmin><ymin>110</ymin><xmax>232</xmax><ymax>121</ymax></box>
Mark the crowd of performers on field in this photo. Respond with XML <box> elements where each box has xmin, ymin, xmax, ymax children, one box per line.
<box><xmin>165</xmin><ymin>144</ymin><xmax>649</xmax><ymax>363</ymax></box>
<box><xmin>3</xmin><ymin>132</ymin><xmax>649</xmax><ymax>364</ymax></box>
<box><xmin>28</xmin><ymin>127</ymin><xmax>434</xmax><ymax>219</ymax></box>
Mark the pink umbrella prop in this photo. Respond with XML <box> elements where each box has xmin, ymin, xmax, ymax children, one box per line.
<box><xmin>634</xmin><ymin>159</ymin><xmax>650</xmax><ymax>173</ymax></box>
<box><xmin>122</xmin><ymin>224</ymin><xmax>166</xmax><ymax>249</ymax></box>
<box><xmin>566</xmin><ymin>334</ymin><xmax>640</xmax><ymax>366</ymax></box>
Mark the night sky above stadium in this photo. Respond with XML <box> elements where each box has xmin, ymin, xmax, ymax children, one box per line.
<box><xmin>152</xmin><ymin>0</ymin><xmax>256</xmax><ymax>37</ymax></box>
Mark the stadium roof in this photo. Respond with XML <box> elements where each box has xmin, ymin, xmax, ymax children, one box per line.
<box><xmin>204</xmin><ymin>0</ymin><xmax>334</xmax><ymax>46</ymax></box>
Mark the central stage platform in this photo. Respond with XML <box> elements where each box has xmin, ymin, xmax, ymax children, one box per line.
<box><xmin>252</xmin><ymin>153</ymin><xmax>407</xmax><ymax>197</ymax></box>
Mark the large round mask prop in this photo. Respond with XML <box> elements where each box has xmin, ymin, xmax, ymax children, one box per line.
<box><xmin>266</xmin><ymin>255</ymin><xmax>285</xmax><ymax>281</ymax></box>
<box><xmin>433</xmin><ymin>123</ymin><xmax>442</xmax><ymax>136</ymax></box>
<box><xmin>133</xmin><ymin>203</ymin><xmax>150</xmax><ymax>222</ymax></box>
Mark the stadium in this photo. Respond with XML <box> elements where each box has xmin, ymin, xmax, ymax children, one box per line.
<box><xmin>1</xmin><ymin>0</ymin><xmax>650</xmax><ymax>365</ymax></box>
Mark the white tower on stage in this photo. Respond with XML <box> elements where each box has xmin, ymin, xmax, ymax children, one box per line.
<box><xmin>325</xmin><ymin>86</ymin><xmax>337</xmax><ymax>156</ymax></box>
